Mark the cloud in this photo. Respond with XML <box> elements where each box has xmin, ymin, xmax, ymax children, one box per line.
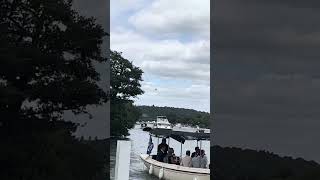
<box><xmin>111</xmin><ymin>0</ymin><xmax>210</xmax><ymax>112</ymax></box>
<box><xmin>128</xmin><ymin>0</ymin><xmax>210</xmax><ymax>39</ymax></box>
<box><xmin>111</xmin><ymin>0</ymin><xmax>148</xmax><ymax>19</ymax></box>
<box><xmin>141</xmin><ymin>81</ymin><xmax>209</xmax><ymax>99</ymax></box>
<box><xmin>136</xmin><ymin>80</ymin><xmax>210</xmax><ymax>112</ymax></box>
<box><xmin>111</xmin><ymin>30</ymin><xmax>210</xmax><ymax>82</ymax></box>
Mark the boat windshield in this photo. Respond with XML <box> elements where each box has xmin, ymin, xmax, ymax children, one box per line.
<box><xmin>157</xmin><ymin>121</ymin><xmax>170</xmax><ymax>124</ymax></box>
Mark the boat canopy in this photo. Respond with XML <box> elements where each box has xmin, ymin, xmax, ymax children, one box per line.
<box><xmin>149</xmin><ymin>128</ymin><xmax>210</xmax><ymax>144</ymax></box>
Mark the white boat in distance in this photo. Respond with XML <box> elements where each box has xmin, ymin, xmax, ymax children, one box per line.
<box><xmin>140</xmin><ymin>120</ymin><xmax>156</xmax><ymax>131</ymax></box>
<box><xmin>175</xmin><ymin>123</ymin><xmax>182</xmax><ymax>128</ymax></box>
<box><xmin>147</xmin><ymin>121</ymin><xmax>156</xmax><ymax>128</ymax></box>
<box><xmin>140</xmin><ymin>154</ymin><xmax>210</xmax><ymax>180</ymax></box>
<box><xmin>154</xmin><ymin>116</ymin><xmax>172</xmax><ymax>130</ymax></box>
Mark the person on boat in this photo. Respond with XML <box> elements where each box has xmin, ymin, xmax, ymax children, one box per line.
<box><xmin>171</xmin><ymin>152</ymin><xmax>181</xmax><ymax>165</ymax></box>
<box><xmin>146</xmin><ymin>137</ymin><xmax>154</xmax><ymax>155</ymax></box>
<box><xmin>163</xmin><ymin>147</ymin><xmax>174</xmax><ymax>164</ymax></box>
<box><xmin>200</xmin><ymin>149</ymin><xmax>208</xmax><ymax>168</ymax></box>
<box><xmin>194</xmin><ymin>146</ymin><xmax>200</xmax><ymax>156</ymax></box>
<box><xmin>191</xmin><ymin>151</ymin><xmax>201</xmax><ymax>168</ymax></box>
<box><xmin>175</xmin><ymin>156</ymin><xmax>181</xmax><ymax>165</ymax></box>
<box><xmin>180</xmin><ymin>150</ymin><xmax>192</xmax><ymax>167</ymax></box>
<box><xmin>157</xmin><ymin>138</ymin><xmax>169</xmax><ymax>154</ymax></box>
<box><xmin>156</xmin><ymin>145</ymin><xmax>167</xmax><ymax>162</ymax></box>
<box><xmin>191</xmin><ymin>152</ymin><xmax>196</xmax><ymax>158</ymax></box>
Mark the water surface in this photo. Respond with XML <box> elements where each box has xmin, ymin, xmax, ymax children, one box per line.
<box><xmin>110</xmin><ymin>125</ymin><xmax>210</xmax><ymax>180</ymax></box>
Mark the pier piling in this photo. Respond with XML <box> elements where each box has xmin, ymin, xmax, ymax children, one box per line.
<box><xmin>115</xmin><ymin>140</ymin><xmax>131</xmax><ymax>180</ymax></box>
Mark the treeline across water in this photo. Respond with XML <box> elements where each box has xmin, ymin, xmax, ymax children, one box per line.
<box><xmin>211</xmin><ymin>146</ymin><xmax>320</xmax><ymax>180</ymax></box>
<box><xmin>137</xmin><ymin>105</ymin><xmax>210</xmax><ymax>128</ymax></box>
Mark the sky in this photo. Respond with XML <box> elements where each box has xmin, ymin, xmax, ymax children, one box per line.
<box><xmin>110</xmin><ymin>0</ymin><xmax>210</xmax><ymax>112</ymax></box>
<box><xmin>212</xmin><ymin>0</ymin><xmax>320</xmax><ymax>162</ymax></box>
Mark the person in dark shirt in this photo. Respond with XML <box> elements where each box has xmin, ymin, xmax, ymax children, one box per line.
<box><xmin>194</xmin><ymin>146</ymin><xmax>200</xmax><ymax>156</ymax></box>
<box><xmin>191</xmin><ymin>152</ymin><xmax>196</xmax><ymax>158</ymax></box>
<box><xmin>157</xmin><ymin>138</ymin><xmax>169</xmax><ymax>154</ymax></box>
<box><xmin>156</xmin><ymin>146</ymin><xmax>166</xmax><ymax>162</ymax></box>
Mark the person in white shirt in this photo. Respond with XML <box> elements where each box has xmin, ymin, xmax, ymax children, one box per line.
<box><xmin>180</xmin><ymin>150</ymin><xmax>192</xmax><ymax>167</ymax></box>
<box><xmin>191</xmin><ymin>152</ymin><xmax>201</xmax><ymax>168</ymax></box>
<box><xmin>200</xmin><ymin>150</ymin><xmax>208</xmax><ymax>168</ymax></box>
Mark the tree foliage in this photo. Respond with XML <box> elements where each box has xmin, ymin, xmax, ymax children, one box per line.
<box><xmin>110</xmin><ymin>50</ymin><xmax>144</xmax><ymax>137</ymax></box>
<box><xmin>110</xmin><ymin>50</ymin><xmax>143</xmax><ymax>102</ymax></box>
<box><xmin>0</xmin><ymin>0</ymin><xmax>108</xmax><ymax>179</ymax></box>
<box><xmin>138</xmin><ymin>105</ymin><xmax>210</xmax><ymax>128</ymax></box>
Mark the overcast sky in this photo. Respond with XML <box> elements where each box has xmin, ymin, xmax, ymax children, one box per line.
<box><xmin>213</xmin><ymin>0</ymin><xmax>320</xmax><ymax>162</ymax></box>
<box><xmin>111</xmin><ymin>0</ymin><xmax>210</xmax><ymax>112</ymax></box>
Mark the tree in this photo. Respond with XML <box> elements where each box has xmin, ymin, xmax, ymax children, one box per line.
<box><xmin>110</xmin><ymin>51</ymin><xmax>143</xmax><ymax>101</ymax></box>
<box><xmin>1</xmin><ymin>0</ymin><xmax>108</xmax><ymax>124</ymax></box>
<box><xmin>110</xmin><ymin>50</ymin><xmax>144</xmax><ymax>137</ymax></box>
<box><xmin>0</xmin><ymin>0</ymin><xmax>108</xmax><ymax>179</ymax></box>
<box><xmin>167</xmin><ymin>113</ymin><xmax>178</xmax><ymax>124</ymax></box>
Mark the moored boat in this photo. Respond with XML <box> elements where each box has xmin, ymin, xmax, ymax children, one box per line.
<box><xmin>154</xmin><ymin>116</ymin><xmax>172</xmax><ymax>130</ymax></box>
<box><xmin>176</xmin><ymin>123</ymin><xmax>182</xmax><ymax>128</ymax></box>
<box><xmin>141</xmin><ymin>120</ymin><xmax>156</xmax><ymax>131</ymax></box>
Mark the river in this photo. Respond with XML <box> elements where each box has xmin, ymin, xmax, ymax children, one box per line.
<box><xmin>110</xmin><ymin>125</ymin><xmax>210</xmax><ymax>180</ymax></box>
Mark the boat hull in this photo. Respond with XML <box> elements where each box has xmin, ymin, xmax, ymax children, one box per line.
<box><xmin>140</xmin><ymin>154</ymin><xmax>210</xmax><ymax>180</ymax></box>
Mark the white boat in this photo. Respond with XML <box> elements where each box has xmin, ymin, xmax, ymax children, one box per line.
<box><xmin>195</xmin><ymin>125</ymin><xmax>211</xmax><ymax>133</ymax></box>
<box><xmin>141</xmin><ymin>128</ymin><xmax>211</xmax><ymax>180</ymax></box>
<box><xmin>155</xmin><ymin>116</ymin><xmax>172</xmax><ymax>130</ymax></box>
<box><xmin>176</xmin><ymin>123</ymin><xmax>182</xmax><ymax>128</ymax></box>
<box><xmin>140</xmin><ymin>154</ymin><xmax>210</xmax><ymax>180</ymax></box>
<box><xmin>147</xmin><ymin>121</ymin><xmax>156</xmax><ymax>128</ymax></box>
<box><xmin>141</xmin><ymin>121</ymin><xmax>156</xmax><ymax>131</ymax></box>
